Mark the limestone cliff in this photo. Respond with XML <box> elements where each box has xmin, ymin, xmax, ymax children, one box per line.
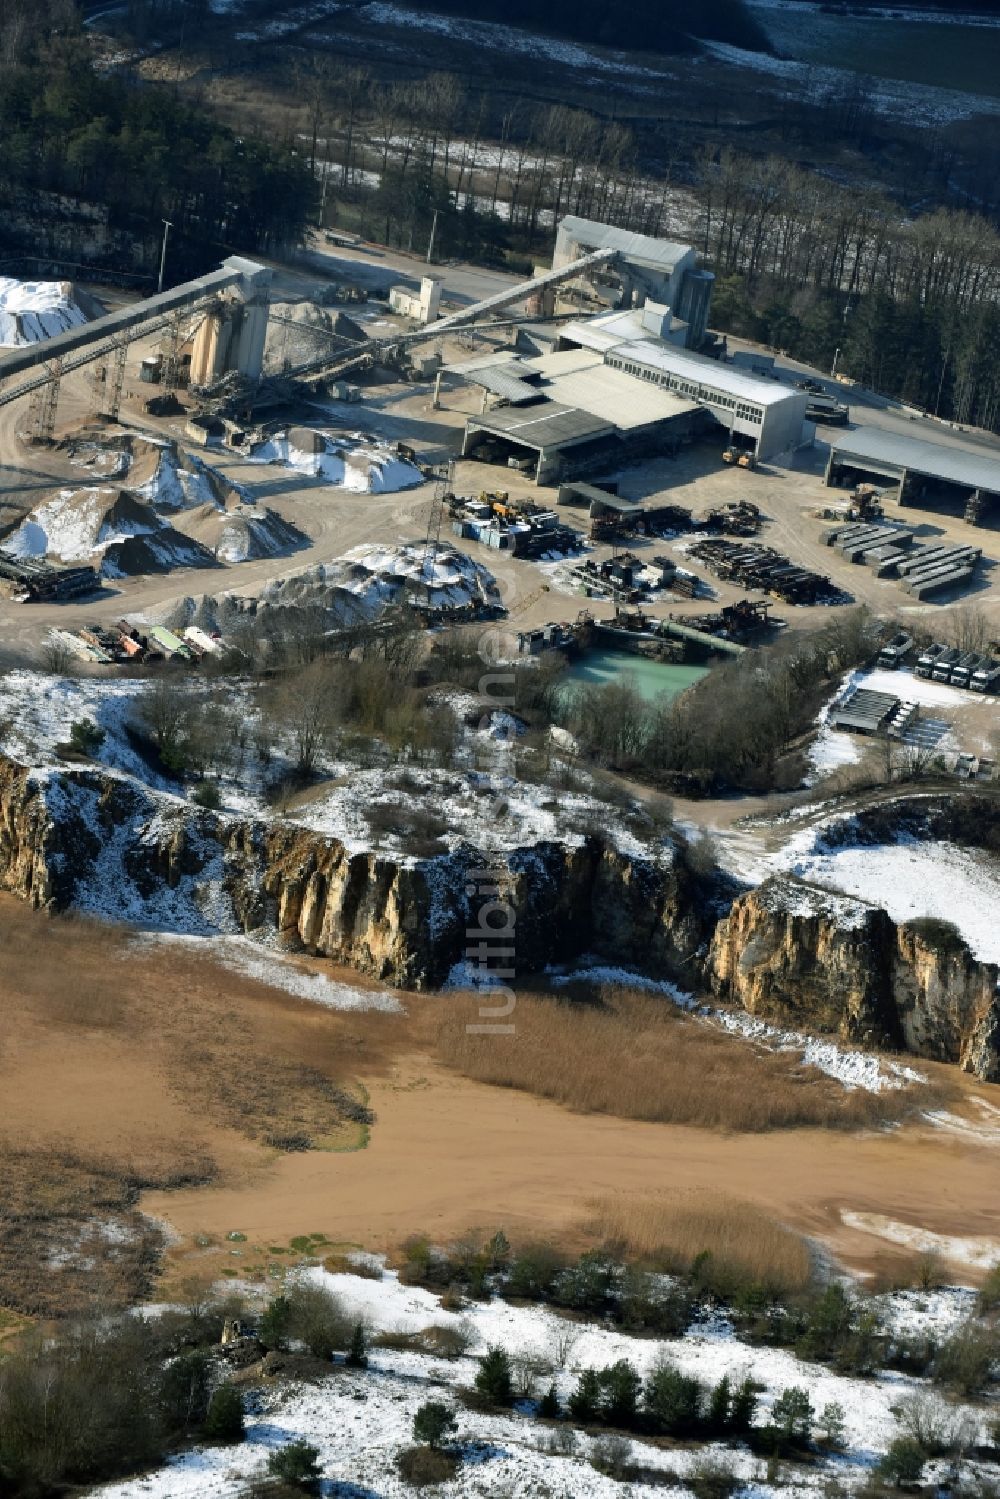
<box><xmin>0</xmin><ymin>756</ymin><xmax>709</xmax><ymax>989</ymax></box>
<box><xmin>892</xmin><ymin>923</ymin><xmax>1000</xmax><ymax>1080</ymax></box>
<box><xmin>708</xmin><ymin>875</ymin><xmax>1000</xmax><ymax>1080</ymax></box>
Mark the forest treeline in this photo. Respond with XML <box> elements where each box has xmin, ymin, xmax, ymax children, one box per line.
<box><xmin>287</xmin><ymin>61</ymin><xmax>1000</xmax><ymax>433</ymax></box>
<box><xmin>0</xmin><ymin>34</ymin><xmax>314</xmax><ymax>276</ymax></box>
<box><xmin>407</xmin><ymin>0</ymin><xmax>771</xmax><ymax>54</ymax></box>
<box><xmin>697</xmin><ymin>149</ymin><xmax>1000</xmax><ymax>430</ymax></box>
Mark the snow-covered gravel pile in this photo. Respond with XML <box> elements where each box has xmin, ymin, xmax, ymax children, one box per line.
<box><xmin>0</xmin><ymin>276</ymin><xmax>89</xmax><ymax>346</ymax></box>
<box><xmin>246</xmin><ymin>428</ymin><xmax>422</xmax><ymax>493</ymax></box>
<box><xmin>93</xmin><ymin>1267</ymin><xmax>998</xmax><ymax>1499</ymax></box>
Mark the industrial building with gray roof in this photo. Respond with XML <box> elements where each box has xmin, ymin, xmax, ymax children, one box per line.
<box><xmin>827</xmin><ymin>428</ymin><xmax>1000</xmax><ymax>523</ymax></box>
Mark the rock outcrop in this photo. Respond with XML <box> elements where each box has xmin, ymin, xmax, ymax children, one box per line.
<box><xmin>0</xmin><ymin>756</ymin><xmax>709</xmax><ymax>989</ymax></box>
<box><xmin>709</xmin><ymin>874</ymin><xmax>1000</xmax><ymax>1080</ymax></box>
<box><xmin>4</xmin><ymin>753</ymin><xmax>999</xmax><ymax>1079</ymax></box>
<box><xmin>707</xmin><ymin>878</ymin><xmax>899</xmax><ymax>1046</ymax></box>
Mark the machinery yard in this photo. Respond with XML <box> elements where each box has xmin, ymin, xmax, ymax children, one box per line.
<box><xmin>0</xmin><ymin>219</ymin><xmax>999</xmax><ymax>675</ymax></box>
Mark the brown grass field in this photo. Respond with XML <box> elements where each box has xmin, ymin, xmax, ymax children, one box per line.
<box><xmin>587</xmin><ymin>1191</ymin><xmax>816</xmax><ymax>1296</ymax></box>
<box><xmin>0</xmin><ymin>897</ymin><xmax>998</xmax><ymax>1316</ymax></box>
<box><xmin>434</xmin><ymin>986</ymin><xmax>950</xmax><ymax>1132</ymax></box>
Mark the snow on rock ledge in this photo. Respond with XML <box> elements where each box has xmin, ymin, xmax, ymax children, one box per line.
<box><xmin>0</xmin><ymin>754</ymin><xmax>708</xmax><ymax>990</ymax></box>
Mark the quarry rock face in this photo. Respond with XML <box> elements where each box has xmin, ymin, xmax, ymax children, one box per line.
<box><xmin>891</xmin><ymin>924</ymin><xmax>1000</xmax><ymax>1079</ymax></box>
<box><xmin>2</xmin><ymin>754</ymin><xmax>998</xmax><ymax>1079</ymax></box>
<box><xmin>708</xmin><ymin>874</ymin><xmax>1000</xmax><ymax>1080</ymax></box>
<box><xmin>707</xmin><ymin>877</ymin><xmax>899</xmax><ymax>1045</ymax></box>
<box><xmin>0</xmin><ymin>756</ymin><xmax>708</xmax><ymax>990</ymax></box>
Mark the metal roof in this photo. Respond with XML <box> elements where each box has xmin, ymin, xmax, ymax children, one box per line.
<box><xmin>830</xmin><ymin>427</ymin><xmax>1000</xmax><ymax>494</ymax></box>
<box><xmin>524</xmin><ymin>348</ymin><xmax>698</xmax><ymax>430</ymax></box>
<box><xmin>468</xmin><ymin>402</ymin><xmax>614</xmax><ymax>451</ymax></box>
<box><xmin>558</xmin><ymin>217</ymin><xmax>693</xmax><ymax>275</ymax></box>
<box><xmin>561</xmin><ymin>482</ymin><xmax>639</xmax><ymax>509</ymax></box>
<box><xmin>471</xmin><ymin>366</ymin><xmax>540</xmax><ymax>404</ymax></box>
<box><xmin>607</xmin><ymin>341</ymin><xmax>805</xmax><ymax>409</ymax></box>
<box><xmin>831</xmin><ymin>688</ymin><xmax>898</xmax><ymax>733</ymax></box>
<box><xmin>443</xmin><ymin>350</ymin><xmax>525</xmax><ymax>375</ymax></box>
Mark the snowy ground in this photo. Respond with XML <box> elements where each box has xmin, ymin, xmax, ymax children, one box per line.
<box><xmin>93</xmin><ymin>1266</ymin><xmax>999</xmax><ymax>1499</ymax></box>
<box><xmin>711</xmin><ymin>795</ymin><xmax>1000</xmax><ymax>968</ymax></box>
<box><xmin>805</xmin><ymin>665</ymin><xmax>970</xmax><ymax>785</ymax></box>
<box><xmin>133</xmin><ymin>933</ymin><xmax>404</xmax><ymax>1013</ymax></box>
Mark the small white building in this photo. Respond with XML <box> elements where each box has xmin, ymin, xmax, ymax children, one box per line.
<box><xmin>389</xmin><ymin>277</ymin><xmax>442</xmax><ymax>324</ymax></box>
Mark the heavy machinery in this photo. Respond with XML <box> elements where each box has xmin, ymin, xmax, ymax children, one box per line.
<box><xmin>737</xmin><ymin>451</ymin><xmax>757</xmax><ymax>470</ymax></box>
<box><xmin>850</xmin><ymin>484</ymin><xmax>884</xmax><ymax>522</ymax></box>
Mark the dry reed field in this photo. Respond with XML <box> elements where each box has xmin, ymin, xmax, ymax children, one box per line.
<box><xmin>434</xmin><ymin>985</ymin><xmax>945</xmax><ymax>1132</ymax></box>
<box><xmin>587</xmin><ymin>1191</ymin><xmax>815</xmax><ymax>1297</ymax></box>
<box><xmin>0</xmin><ymin>898</ymin><xmax>404</xmax><ymax>1317</ymax></box>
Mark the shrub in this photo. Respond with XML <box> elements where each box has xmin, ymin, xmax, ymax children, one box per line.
<box><xmin>689</xmin><ymin>1457</ymin><xmax>741</xmax><ymax>1499</ymax></box>
<box><xmin>979</xmin><ymin>1263</ymin><xmax>1000</xmax><ymax>1312</ymax></box>
<box><xmin>397</xmin><ymin>1445</ymin><xmax>458</xmax><ymax>1485</ymax></box>
<box><xmin>474</xmin><ymin>1346</ymin><xmax>513</xmax><ymax>1406</ymax></box>
<box><xmin>552</xmin><ymin>1250</ymin><xmax>617</xmax><ymax>1313</ymax></box>
<box><xmin>69</xmin><ymin>717</ymin><xmax>105</xmax><ymax>755</ymax></box>
<box><xmin>568</xmin><ymin>1368</ymin><xmax>603</xmax><ymax>1426</ymax></box>
<box><xmin>877</xmin><ymin>1437</ymin><xmax>926</xmax><ymax>1487</ymax></box>
<box><xmin>267</xmin><ymin>1440</ymin><xmax>323</xmax><ymax>1492</ymax></box>
<box><xmin>933</xmin><ymin>1322</ymin><xmax>999</xmax><ymax>1395</ymax></box>
<box><xmin>285</xmin><ymin>1283</ymin><xmax>350</xmax><ymax>1361</ymax></box>
<box><xmin>506</xmin><ymin>1242</ymin><xmax>568</xmax><ymax>1301</ymax></box>
<box><xmin>644</xmin><ymin>1361</ymin><xmax>704</xmax><ymax>1437</ymax></box>
<box><xmin>259</xmin><ymin>1294</ymin><xmax>292</xmax><ymax>1351</ymax></box>
<box><xmin>730</xmin><ymin>1375</ymin><xmax>758</xmax><ymax>1433</ymax></box>
<box><xmin>707</xmin><ymin>1374</ymin><xmax>732</xmax><ymax>1434</ymax></box>
<box><xmin>589</xmin><ymin>1431</ymin><xmax>632</xmax><ymax>1480</ymax></box>
<box><xmin>344</xmin><ymin>1323</ymin><xmax>368</xmax><ymax>1368</ymax></box>
<box><xmin>604</xmin><ymin>1361</ymin><xmax>643</xmax><ymax>1428</ymax></box>
<box><xmin>895</xmin><ymin>1392</ymin><xmax>969</xmax><ymax>1456</ymax></box>
<box><xmin>412</xmin><ymin>1401</ymin><xmax>457</xmax><ymax>1450</ymax></box>
<box><xmin>538</xmin><ymin>1383</ymin><xmax>561</xmax><ymax>1419</ymax></box>
<box><xmin>191</xmin><ymin>781</ymin><xmax>222</xmax><ymax>810</ymax></box>
<box><xmin>203</xmin><ymin>1384</ymin><xmax>245</xmax><ymax>1443</ymax></box>
<box><xmin>817</xmin><ymin>1401</ymin><xmax>847</xmax><ymax>1449</ymax></box>
<box><xmin>160</xmin><ymin>1349</ymin><xmax>211</xmax><ymax>1433</ymax></box>
<box><xmin>617</xmin><ymin>1267</ymin><xmax>692</xmax><ymax>1336</ymax></box>
<box><xmin>398</xmin><ymin>1234</ymin><xmax>436</xmax><ymax>1285</ymax></box>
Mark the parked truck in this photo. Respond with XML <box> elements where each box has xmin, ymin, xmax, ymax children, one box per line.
<box><xmin>915</xmin><ymin>642</ymin><xmax>946</xmax><ymax>677</ymax></box>
<box><xmin>931</xmin><ymin>647</ymin><xmax>961</xmax><ymax>682</ymax></box>
<box><xmin>877</xmin><ymin>632</ymin><xmax>912</xmax><ymax>669</ymax></box>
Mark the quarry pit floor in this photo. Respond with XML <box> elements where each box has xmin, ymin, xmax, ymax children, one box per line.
<box><xmin>1</xmin><ymin>896</ymin><xmax>997</xmax><ymax>1310</ymax></box>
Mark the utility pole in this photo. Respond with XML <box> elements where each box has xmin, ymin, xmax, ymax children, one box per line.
<box><xmin>426</xmin><ymin>209</ymin><xmax>440</xmax><ymax>265</ymax></box>
<box><xmin>157</xmin><ymin>220</ymin><xmax>173</xmax><ymax>296</ymax></box>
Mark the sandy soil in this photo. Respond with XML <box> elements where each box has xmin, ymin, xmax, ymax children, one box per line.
<box><xmin>143</xmin><ymin>1049</ymin><xmax>1000</xmax><ymax>1289</ymax></box>
<box><xmin>0</xmin><ymin>894</ymin><xmax>997</xmax><ymax>1304</ymax></box>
